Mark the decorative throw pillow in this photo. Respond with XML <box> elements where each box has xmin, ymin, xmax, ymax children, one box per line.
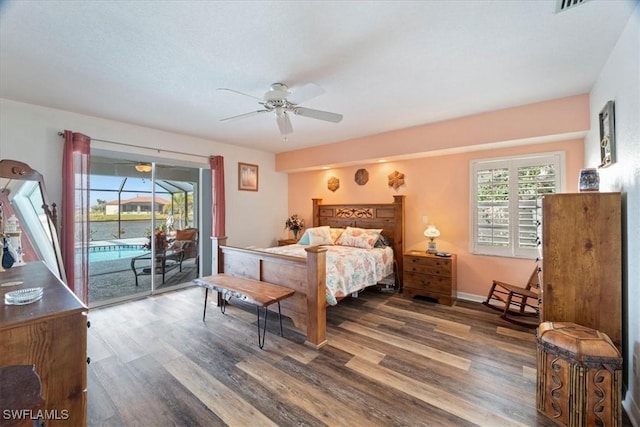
<box><xmin>307</xmin><ymin>226</ymin><xmax>334</xmax><ymax>245</ymax></box>
<box><xmin>297</xmin><ymin>226</ymin><xmax>333</xmax><ymax>245</ymax></box>
<box><xmin>335</xmin><ymin>226</ymin><xmax>382</xmax><ymax>249</ymax></box>
<box><xmin>297</xmin><ymin>229</ymin><xmax>311</xmax><ymax>245</ymax></box>
<box><xmin>170</xmin><ymin>240</ymin><xmax>188</xmax><ymax>250</ymax></box>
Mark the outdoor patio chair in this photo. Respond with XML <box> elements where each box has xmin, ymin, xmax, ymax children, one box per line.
<box><xmin>172</xmin><ymin>228</ymin><xmax>198</xmax><ymax>274</ymax></box>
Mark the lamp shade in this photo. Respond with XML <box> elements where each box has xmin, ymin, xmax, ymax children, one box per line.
<box><xmin>424</xmin><ymin>225</ymin><xmax>440</xmax><ymax>238</ymax></box>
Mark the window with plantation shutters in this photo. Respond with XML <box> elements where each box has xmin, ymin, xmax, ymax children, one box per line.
<box><xmin>470</xmin><ymin>152</ymin><xmax>563</xmax><ymax>258</ymax></box>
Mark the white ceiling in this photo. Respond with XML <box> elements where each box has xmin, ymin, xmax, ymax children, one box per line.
<box><xmin>0</xmin><ymin>0</ymin><xmax>636</xmax><ymax>154</ymax></box>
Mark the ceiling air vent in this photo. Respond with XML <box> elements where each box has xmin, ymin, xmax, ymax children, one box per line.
<box><xmin>555</xmin><ymin>0</ymin><xmax>591</xmax><ymax>13</ymax></box>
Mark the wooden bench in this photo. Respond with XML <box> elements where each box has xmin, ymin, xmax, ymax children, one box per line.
<box><xmin>193</xmin><ymin>274</ymin><xmax>295</xmax><ymax>349</ymax></box>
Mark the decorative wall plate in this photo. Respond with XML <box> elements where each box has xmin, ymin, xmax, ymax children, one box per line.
<box><xmin>327</xmin><ymin>176</ymin><xmax>340</xmax><ymax>192</ymax></box>
<box><xmin>388</xmin><ymin>170</ymin><xmax>405</xmax><ymax>190</ymax></box>
<box><xmin>355</xmin><ymin>168</ymin><xmax>369</xmax><ymax>185</ymax></box>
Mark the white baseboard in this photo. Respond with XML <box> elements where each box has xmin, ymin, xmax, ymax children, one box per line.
<box><xmin>456</xmin><ymin>292</ymin><xmax>485</xmax><ymax>303</ymax></box>
<box><xmin>624</xmin><ymin>394</ymin><xmax>640</xmax><ymax>427</ymax></box>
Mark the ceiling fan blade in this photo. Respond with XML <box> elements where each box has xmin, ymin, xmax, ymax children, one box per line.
<box><xmin>293</xmin><ymin>106</ymin><xmax>343</xmax><ymax>123</ymax></box>
<box><xmin>277</xmin><ymin>113</ymin><xmax>293</xmax><ymax>135</ymax></box>
<box><xmin>287</xmin><ymin>83</ymin><xmax>325</xmax><ymax>104</ymax></box>
<box><xmin>217</xmin><ymin>87</ymin><xmax>264</xmax><ymax>101</ymax></box>
<box><xmin>220</xmin><ymin>110</ymin><xmax>268</xmax><ymax>122</ymax></box>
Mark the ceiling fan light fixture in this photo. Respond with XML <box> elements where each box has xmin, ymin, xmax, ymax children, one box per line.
<box><xmin>265</xmin><ymin>83</ymin><xmax>290</xmax><ymax>101</ymax></box>
<box><xmin>135</xmin><ymin>163</ymin><xmax>152</xmax><ymax>173</ymax></box>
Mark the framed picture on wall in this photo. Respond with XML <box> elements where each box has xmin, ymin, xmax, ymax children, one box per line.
<box><xmin>238</xmin><ymin>162</ymin><xmax>258</xmax><ymax>191</ymax></box>
<box><xmin>599</xmin><ymin>100</ymin><xmax>615</xmax><ymax>168</ymax></box>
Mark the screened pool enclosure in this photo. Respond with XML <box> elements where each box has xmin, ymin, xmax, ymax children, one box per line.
<box><xmin>87</xmin><ymin>156</ymin><xmax>201</xmax><ymax>306</ymax></box>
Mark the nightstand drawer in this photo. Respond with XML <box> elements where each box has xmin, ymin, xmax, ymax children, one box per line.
<box><xmin>404</xmin><ymin>259</ymin><xmax>451</xmax><ymax>277</ymax></box>
<box><xmin>404</xmin><ymin>271</ymin><xmax>451</xmax><ymax>294</ymax></box>
<box><xmin>404</xmin><ymin>255</ymin><xmax>451</xmax><ymax>275</ymax></box>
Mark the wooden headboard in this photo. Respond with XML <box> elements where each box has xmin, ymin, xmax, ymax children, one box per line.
<box><xmin>312</xmin><ymin>195</ymin><xmax>405</xmax><ymax>287</ymax></box>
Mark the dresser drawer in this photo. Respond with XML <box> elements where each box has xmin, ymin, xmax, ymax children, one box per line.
<box><xmin>404</xmin><ymin>271</ymin><xmax>451</xmax><ymax>294</ymax></box>
<box><xmin>404</xmin><ymin>256</ymin><xmax>451</xmax><ymax>277</ymax></box>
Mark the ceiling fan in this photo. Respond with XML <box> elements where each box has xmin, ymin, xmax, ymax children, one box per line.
<box><xmin>217</xmin><ymin>82</ymin><xmax>343</xmax><ymax>136</ymax></box>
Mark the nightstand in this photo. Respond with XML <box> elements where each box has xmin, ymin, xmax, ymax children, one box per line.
<box><xmin>277</xmin><ymin>238</ymin><xmax>297</xmax><ymax>246</ymax></box>
<box><xmin>403</xmin><ymin>251</ymin><xmax>457</xmax><ymax>306</ymax></box>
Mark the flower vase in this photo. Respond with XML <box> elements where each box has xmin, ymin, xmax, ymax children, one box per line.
<box><xmin>293</xmin><ymin>229</ymin><xmax>299</xmax><ymax>240</ymax></box>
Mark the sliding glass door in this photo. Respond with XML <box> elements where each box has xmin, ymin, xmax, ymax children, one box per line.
<box><xmin>87</xmin><ymin>156</ymin><xmax>200</xmax><ymax>307</ymax></box>
<box><xmin>152</xmin><ymin>163</ymin><xmax>199</xmax><ymax>292</ymax></box>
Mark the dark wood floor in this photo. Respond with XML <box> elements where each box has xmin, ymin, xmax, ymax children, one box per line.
<box><xmin>86</xmin><ymin>286</ymin><xmax>621</xmax><ymax>426</ymax></box>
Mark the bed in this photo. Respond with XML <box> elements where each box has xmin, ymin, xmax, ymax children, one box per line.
<box><xmin>211</xmin><ymin>195</ymin><xmax>405</xmax><ymax>348</ymax></box>
<box><xmin>262</xmin><ymin>243</ymin><xmax>394</xmax><ymax>305</ymax></box>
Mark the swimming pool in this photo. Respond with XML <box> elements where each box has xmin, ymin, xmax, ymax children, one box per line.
<box><xmin>88</xmin><ymin>246</ymin><xmax>149</xmax><ymax>263</ymax></box>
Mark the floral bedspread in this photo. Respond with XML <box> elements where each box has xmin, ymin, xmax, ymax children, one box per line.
<box><xmin>261</xmin><ymin>244</ymin><xmax>394</xmax><ymax>305</ymax></box>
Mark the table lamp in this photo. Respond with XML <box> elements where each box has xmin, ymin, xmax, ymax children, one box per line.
<box><xmin>424</xmin><ymin>224</ymin><xmax>440</xmax><ymax>253</ymax></box>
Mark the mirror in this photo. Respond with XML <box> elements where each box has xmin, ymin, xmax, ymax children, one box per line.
<box><xmin>0</xmin><ymin>159</ymin><xmax>67</xmax><ymax>283</ymax></box>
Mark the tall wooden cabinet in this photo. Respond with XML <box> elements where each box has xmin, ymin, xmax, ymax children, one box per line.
<box><xmin>0</xmin><ymin>262</ymin><xmax>88</xmax><ymax>426</ymax></box>
<box><xmin>541</xmin><ymin>192</ymin><xmax>622</xmax><ymax>349</ymax></box>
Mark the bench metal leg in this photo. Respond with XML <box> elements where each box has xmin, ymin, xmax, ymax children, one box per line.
<box><xmin>277</xmin><ymin>301</ymin><xmax>284</xmax><ymax>337</ymax></box>
<box><xmin>202</xmin><ymin>288</ymin><xmax>208</xmax><ymax>321</ymax></box>
<box><xmin>256</xmin><ymin>306</ymin><xmax>268</xmax><ymax>349</ymax></box>
<box><xmin>220</xmin><ymin>296</ymin><xmax>227</xmax><ymax>314</ymax></box>
<box><xmin>203</xmin><ymin>288</ymin><xmax>228</xmax><ymax>321</ymax></box>
<box><xmin>256</xmin><ymin>302</ymin><xmax>284</xmax><ymax>349</ymax></box>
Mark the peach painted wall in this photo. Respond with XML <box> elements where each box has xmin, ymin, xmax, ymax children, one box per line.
<box><xmin>287</xmin><ymin>138</ymin><xmax>584</xmax><ymax>300</ymax></box>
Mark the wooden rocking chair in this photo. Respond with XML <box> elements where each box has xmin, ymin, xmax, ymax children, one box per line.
<box><xmin>482</xmin><ymin>266</ymin><xmax>542</xmax><ymax>327</ymax></box>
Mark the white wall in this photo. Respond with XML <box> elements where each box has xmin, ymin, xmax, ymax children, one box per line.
<box><xmin>587</xmin><ymin>4</ymin><xmax>640</xmax><ymax>424</ymax></box>
<box><xmin>0</xmin><ymin>99</ymin><xmax>289</xmax><ymax>249</ymax></box>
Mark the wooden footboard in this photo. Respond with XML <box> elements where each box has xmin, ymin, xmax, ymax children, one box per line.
<box><xmin>211</xmin><ymin>236</ymin><xmax>328</xmax><ymax>349</ymax></box>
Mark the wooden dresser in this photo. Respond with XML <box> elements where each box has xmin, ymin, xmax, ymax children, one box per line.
<box><xmin>403</xmin><ymin>251</ymin><xmax>457</xmax><ymax>306</ymax></box>
<box><xmin>541</xmin><ymin>192</ymin><xmax>622</xmax><ymax>350</ymax></box>
<box><xmin>0</xmin><ymin>262</ymin><xmax>88</xmax><ymax>426</ymax></box>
